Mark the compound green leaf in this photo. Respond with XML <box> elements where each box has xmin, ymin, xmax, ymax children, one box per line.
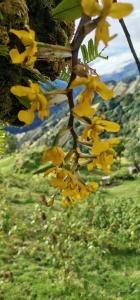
<box><xmin>52</xmin><ymin>0</ymin><xmax>82</xmax><ymax>21</ymax></box>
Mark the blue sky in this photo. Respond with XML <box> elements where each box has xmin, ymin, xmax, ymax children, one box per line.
<box><xmin>77</xmin><ymin>0</ymin><xmax>140</xmax><ymax>75</ymax></box>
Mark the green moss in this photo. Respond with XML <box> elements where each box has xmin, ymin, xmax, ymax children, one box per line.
<box><xmin>27</xmin><ymin>0</ymin><xmax>74</xmax><ymax>78</ymax></box>
<box><xmin>0</xmin><ymin>0</ymin><xmax>28</xmax><ymax>37</ymax></box>
<box><xmin>0</xmin><ymin>57</ymin><xmax>45</xmax><ymax>126</ymax></box>
<box><xmin>0</xmin><ymin>0</ymin><xmax>74</xmax><ymax>125</ymax></box>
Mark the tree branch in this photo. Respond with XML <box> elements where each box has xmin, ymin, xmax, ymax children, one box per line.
<box><xmin>114</xmin><ymin>0</ymin><xmax>140</xmax><ymax>74</ymax></box>
<box><xmin>67</xmin><ymin>15</ymin><xmax>100</xmax><ymax>161</ymax></box>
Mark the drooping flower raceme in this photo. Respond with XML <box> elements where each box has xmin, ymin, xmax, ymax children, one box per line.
<box><xmin>81</xmin><ymin>0</ymin><xmax>133</xmax><ymax>46</ymax></box>
<box><xmin>43</xmin><ymin>146</ymin><xmax>98</xmax><ymax>205</ymax></box>
<box><xmin>41</xmin><ymin>74</ymin><xmax>120</xmax><ymax>204</ymax></box>
<box><xmin>9</xmin><ymin>28</ymin><xmax>37</xmax><ymax>66</ymax></box>
<box><xmin>10</xmin><ymin>80</ymin><xmax>48</xmax><ymax>125</ymax></box>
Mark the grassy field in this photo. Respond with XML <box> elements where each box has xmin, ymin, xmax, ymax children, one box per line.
<box><xmin>0</xmin><ymin>154</ymin><xmax>140</xmax><ymax>300</ymax></box>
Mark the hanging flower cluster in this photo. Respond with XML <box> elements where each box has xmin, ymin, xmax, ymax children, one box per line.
<box><xmin>42</xmin><ymin>71</ymin><xmax>120</xmax><ymax>204</ymax></box>
<box><xmin>8</xmin><ymin>0</ymin><xmax>134</xmax><ymax>206</ymax></box>
<box><xmin>43</xmin><ymin>146</ymin><xmax>98</xmax><ymax>206</ymax></box>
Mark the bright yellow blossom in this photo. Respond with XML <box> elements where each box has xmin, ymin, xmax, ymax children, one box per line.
<box><xmin>95</xmin><ymin>19</ymin><xmax>116</xmax><ymax>46</ymax></box>
<box><xmin>88</xmin><ymin>138</ymin><xmax>120</xmax><ymax>172</ymax></box>
<box><xmin>81</xmin><ymin>0</ymin><xmax>133</xmax><ymax>45</ymax></box>
<box><xmin>9</xmin><ymin>28</ymin><xmax>37</xmax><ymax>66</ymax></box>
<box><xmin>42</xmin><ymin>146</ymin><xmax>65</xmax><ymax>166</ymax></box>
<box><xmin>44</xmin><ymin>166</ymin><xmax>98</xmax><ymax>202</ymax></box>
<box><xmin>70</xmin><ymin>75</ymin><xmax>114</xmax><ymax>101</ymax></box>
<box><xmin>81</xmin><ymin>117</ymin><xmax>120</xmax><ymax>142</ymax></box>
<box><xmin>73</xmin><ymin>90</ymin><xmax>96</xmax><ymax>117</ymax></box>
<box><xmin>92</xmin><ymin>138</ymin><xmax>120</xmax><ymax>155</ymax></box>
<box><xmin>10</xmin><ymin>80</ymin><xmax>48</xmax><ymax>125</ymax></box>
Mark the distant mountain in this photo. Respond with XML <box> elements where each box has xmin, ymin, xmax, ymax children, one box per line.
<box><xmin>5</xmin><ymin>62</ymin><xmax>139</xmax><ymax>136</ymax></box>
<box><xmin>101</xmin><ymin>62</ymin><xmax>139</xmax><ymax>83</ymax></box>
<box><xmin>13</xmin><ymin>75</ymin><xmax>140</xmax><ymax>150</ymax></box>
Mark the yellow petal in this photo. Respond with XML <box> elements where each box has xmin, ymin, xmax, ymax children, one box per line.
<box><xmin>29</xmin><ymin>80</ymin><xmax>40</xmax><ymax>94</ymax></box>
<box><xmin>73</xmin><ymin>102</ymin><xmax>95</xmax><ymax>117</ymax></box>
<box><xmin>44</xmin><ymin>167</ymin><xmax>56</xmax><ymax>177</ymax></box>
<box><xmin>10</xmin><ymin>29</ymin><xmax>35</xmax><ymax>46</ymax></box>
<box><xmin>10</xmin><ymin>85</ymin><xmax>31</xmax><ymax>97</ymax></box>
<box><xmin>102</xmin><ymin>0</ymin><xmax>112</xmax><ymax>7</ymax></box>
<box><xmin>81</xmin><ymin>126</ymin><xmax>92</xmax><ymax>140</ymax></box>
<box><xmin>96</xmin><ymin>80</ymin><xmax>114</xmax><ymax>100</ymax></box>
<box><xmin>108</xmin><ymin>138</ymin><xmax>120</xmax><ymax>145</ymax></box>
<box><xmin>38</xmin><ymin>94</ymin><xmax>48</xmax><ymax>110</ymax></box>
<box><xmin>27</xmin><ymin>55</ymin><xmax>37</xmax><ymax>66</ymax></box>
<box><xmin>95</xmin><ymin>19</ymin><xmax>116</xmax><ymax>46</ymax></box>
<box><xmin>38</xmin><ymin>110</ymin><xmax>48</xmax><ymax>120</ymax></box>
<box><xmin>87</xmin><ymin>161</ymin><xmax>95</xmax><ymax>171</ymax></box>
<box><xmin>98</xmin><ymin>120</ymin><xmax>120</xmax><ymax>132</ymax></box>
<box><xmin>25</xmin><ymin>43</ymin><xmax>37</xmax><ymax>66</ymax></box>
<box><xmin>70</xmin><ymin>77</ymin><xmax>88</xmax><ymax>89</ymax></box>
<box><xmin>95</xmin><ymin>19</ymin><xmax>111</xmax><ymax>46</ymax></box>
<box><xmin>49</xmin><ymin>177</ymin><xmax>67</xmax><ymax>189</ymax></box>
<box><xmin>81</xmin><ymin>0</ymin><xmax>101</xmax><ymax>16</ymax></box>
<box><xmin>18</xmin><ymin>109</ymin><xmax>35</xmax><ymax>125</ymax></box>
<box><xmin>42</xmin><ymin>147</ymin><xmax>65</xmax><ymax>166</ymax></box>
<box><xmin>109</xmin><ymin>3</ymin><xmax>133</xmax><ymax>19</ymax></box>
<box><xmin>105</xmin><ymin>154</ymin><xmax>114</xmax><ymax>165</ymax></box>
<box><xmin>9</xmin><ymin>49</ymin><xmax>27</xmax><ymax>64</ymax></box>
<box><xmin>79</xmin><ymin>89</ymin><xmax>93</xmax><ymax>103</ymax></box>
<box><xmin>92</xmin><ymin>140</ymin><xmax>109</xmax><ymax>155</ymax></box>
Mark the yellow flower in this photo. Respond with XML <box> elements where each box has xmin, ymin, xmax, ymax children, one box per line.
<box><xmin>70</xmin><ymin>75</ymin><xmax>114</xmax><ymax>102</ymax></box>
<box><xmin>10</xmin><ymin>80</ymin><xmax>48</xmax><ymax>125</ymax></box>
<box><xmin>73</xmin><ymin>90</ymin><xmax>96</xmax><ymax>117</ymax></box>
<box><xmin>62</xmin><ymin>177</ymin><xmax>98</xmax><ymax>201</ymax></box>
<box><xmin>95</xmin><ymin>19</ymin><xmax>116</xmax><ymax>46</ymax></box>
<box><xmin>81</xmin><ymin>117</ymin><xmax>120</xmax><ymax>142</ymax></box>
<box><xmin>18</xmin><ymin>109</ymin><xmax>35</xmax><ymax>125</ymax></box>
<box><xmin>44</xmin><ymin>166</ymin><xmax>98</xmax><ymax>202</ymax></box>
<box><xmin>92</xmin><ymin>138</ymin><xmax>119</xmax><ymax>155</ymax></box>
<box><xmin>81</xmin><ymin>0</ymin><xmax>133</xmax><ymax>19</ymax></box>
<box><xmin>9</xmin><ymin>28</ymin><xmax>37</xmax><ymax>66</ymax></box>
<box><xmin>88</xmin><ymin>138</ymin><xmax>120</xmax><ymax>172</ymax></box>
<box><xmin>81</xmin><ymin>0</ymin><xmax>133</xmax><ymax>45</ymax></box>
<box><xmin>42</xmin><ymin>146</ymin><xmax>65</xmax><ymax>166</ymax></box>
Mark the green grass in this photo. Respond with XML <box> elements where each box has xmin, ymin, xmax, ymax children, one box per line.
<box><xmin>0</xmin><ymin>154</ymin><xmax>140</xmax><ymax>300</ymax></box>
<box><xmin>107</xmin><ymin>178</ymin><xmax>140</xmax><ymax>199</ymax></box>
<box><xmin>0</xmin><ymin>155</ymin><xmax>16</xmax><ymax>173</ymax></box>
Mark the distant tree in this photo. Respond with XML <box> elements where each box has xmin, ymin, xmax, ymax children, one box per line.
<box><xmin>125</xmin><ymin>120</ymin><xmax>140</xmax><ymax>171</ymax></box>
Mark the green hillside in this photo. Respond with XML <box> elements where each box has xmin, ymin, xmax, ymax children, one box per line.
<box><xmin>0</xmin><ymin>147</ymin><xmax>140</xmax><ymax>299</ymax></box>
<box><xmin>0</xmin><ymin>82</ymin><xmax>140</xmax><ymax>299</ymax></box>
<box><xmin>98</xmin><ymin>91</ymin><xmax>140</xmax><ymax>168</ymax></box>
